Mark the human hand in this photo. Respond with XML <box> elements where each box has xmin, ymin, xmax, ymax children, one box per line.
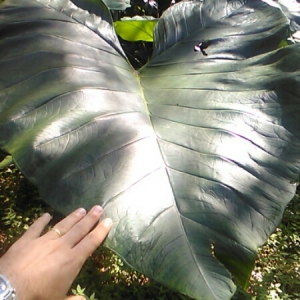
<box><xmin>0</xmin><ymin>205</ymin><xmax>112</xmax><ymax>300</ymax></box>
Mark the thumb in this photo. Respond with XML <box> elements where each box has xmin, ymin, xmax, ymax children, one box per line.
<box><xmin>65</xmin><ymin>296</ymin><xmax>86</xmax><ymax>300</ymax></box>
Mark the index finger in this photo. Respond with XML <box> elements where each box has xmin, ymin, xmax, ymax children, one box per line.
<box><xmin>73</xmin><ymin>218</ymin><xmax>113</xmax><ymax>260</ymax></box>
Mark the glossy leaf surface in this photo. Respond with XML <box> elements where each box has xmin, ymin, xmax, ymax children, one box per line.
<box><xmin>72</xmin><ymin>0</ymin><xmax>130</xmax><ymax>11</ymax></box>
<box><xmin>1</xmin><ymin>0</ymin><xmax>300</xmax><ymax>299</ymax></box>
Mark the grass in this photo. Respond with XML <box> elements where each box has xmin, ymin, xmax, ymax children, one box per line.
<box><xmin>0</xmin><ymin>164</ymin><xmax>299</xmax><ymax>300</ymax></box>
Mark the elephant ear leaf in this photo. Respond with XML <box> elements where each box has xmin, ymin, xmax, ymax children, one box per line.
<box><xmin>1</xmin><ymin>0</ymin><xmax>300</xmax><ymax>300</ymax></box>
<box><xmin>71</xmin><ymin>0</ymin><xmax>131</xmax><ymax>14</ymax></box>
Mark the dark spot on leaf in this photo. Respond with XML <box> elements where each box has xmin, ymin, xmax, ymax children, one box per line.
<box><xmin>194</xmin><ymin>41</ymin><xmax>210</xmax><ymax>56</ymax></box>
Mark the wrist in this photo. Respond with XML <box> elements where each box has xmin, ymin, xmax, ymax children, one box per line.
<box><xmin>0</xmin><ymin>274</ymin><xmax>18</xmax><ymax>300</ymax></box>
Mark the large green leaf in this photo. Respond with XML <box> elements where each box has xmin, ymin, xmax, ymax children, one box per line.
<box><xmin>1</xmin><ymin>0</ymin><xmax>300</xmax><ymax>299</ymax></box>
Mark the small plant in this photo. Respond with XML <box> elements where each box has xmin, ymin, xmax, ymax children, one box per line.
<box><xmin>72</xmin><ymin>284</ymin><xmax>98</xmax><ymax>300</ymax></box>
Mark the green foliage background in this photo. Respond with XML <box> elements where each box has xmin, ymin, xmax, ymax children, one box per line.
<box><xmin>0</xmin><ymin>164</ymin><xmax>299</xmax><ymax>300</ymax></box>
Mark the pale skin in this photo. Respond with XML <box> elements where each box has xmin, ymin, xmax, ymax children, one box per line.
<box><xmin>0</xmin><ymin>205</ymin><xmax>113</xmax><ymax>300</ymax></box>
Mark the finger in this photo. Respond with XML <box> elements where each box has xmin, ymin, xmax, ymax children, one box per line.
<box><xmin>73</xmin><ymin>217</ymin><xmax>113</xmax><ymax>259</ymax></box>
<box><xmin>62</xmin><ymin>205</ymin><xmax>104</xmax><ymax>246</ymax></box>
<box><xmin>45</xmin><ymin>208</ymin><xmax>87</xmax><ymax>240</ymax></box>
<box><xmin>22</xmin><ymin>213</ymin><xmax>52</xmax><ymax>240</ymax></box>
<box><xmin>65</xmin><ymin>296</ymin><xmax>85</xmax><ymax>300</ymax></box>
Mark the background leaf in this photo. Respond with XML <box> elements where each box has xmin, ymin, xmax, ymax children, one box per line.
<box><xmin>114</xmin><ymin>16</ymin><xmax>158</xmax><ymax>42</ymax></box>
<box><xmin>0</xmin><ymin>155</ymin><xmax>13</xmax><ymax>169</ymax></box>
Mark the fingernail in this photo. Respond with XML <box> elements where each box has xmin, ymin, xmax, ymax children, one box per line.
<box><xmin>92</xmin><ymin>205</ymin><xmax>103</xmax><ymax>213</ymax></box>
<box><xmin>76</xmin><ymin>208</ymin><xmax>86</xmax><ymax>216</ymax></box>
<box><xmin>103</xmin><ymin>218</ymin><xmax>113</xmax><ymax>226</ymax></box>
<box><xmin>43</xmin><ymin>213</ymin><xmax>52</xmax><ymax>219</ymax></box>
